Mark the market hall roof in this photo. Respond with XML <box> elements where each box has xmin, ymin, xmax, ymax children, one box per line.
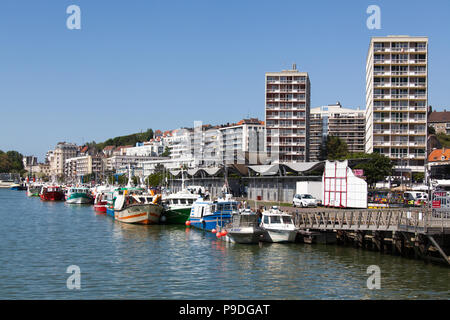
<box><xmin>168</xmin><ymin>162</ymin><xmax>325</xmax><ymax>178</ymax></box>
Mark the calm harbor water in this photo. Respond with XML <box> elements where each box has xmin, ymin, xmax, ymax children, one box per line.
<box><xmin>0</xmin><ymin>189</ymin><xmax>448</xmax><ymax>300</ymax></box>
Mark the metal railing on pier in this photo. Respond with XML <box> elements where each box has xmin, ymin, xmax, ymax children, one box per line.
<box><xmin>295</xmin><ymin>209</ymin><xmax>450</xmax><ymax>235</ymax></box>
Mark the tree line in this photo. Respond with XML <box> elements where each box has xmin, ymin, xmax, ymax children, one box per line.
<box><xmin>85</xmin><ymin>128</ymin><xmax>154</xmax><ymax>151</ymax></box>
<box><xmin>319</xmin><ymin>136</ymin><xmax>394</xmax><ymax>187</ymax></box>
<box><xmin>0</xmin><ymin>150</ymin><xmax>25</xmax><ymax>174</ymax></box>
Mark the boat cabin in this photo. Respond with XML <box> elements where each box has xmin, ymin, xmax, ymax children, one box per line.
<box><xmin>230</xmin><ymin>212</ymin><xmax>259</xmax><ymax>228</ymax></box>
<box><xmin>114</xmin><ymin>194</ymin><xmax>155</xmax><ymax>210</ymax></box>
<box><xmin>42</xmin><ymin>186</ymin><xmax>62</xmax><ymax>193</ymax></box>
<box><xmin>261</xmin><ymin>209</ymin><xmax>295</xmax><ymax>229</ymax></box>
<box><xmin>68</xmin><ymin>187</ymin><xmax>90</xmax><ymax>195</ymax></box>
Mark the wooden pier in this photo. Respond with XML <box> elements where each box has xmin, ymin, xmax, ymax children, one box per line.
<box><xmin>292</xmin><ymin>208</ymin><xmax>450</xmax><ymax>266</ymax></box>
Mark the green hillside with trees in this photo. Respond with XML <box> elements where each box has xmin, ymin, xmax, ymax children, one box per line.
<box><xmin>85</xmin><ymin>128</ymin><xmax>154</xmax><ymax>151</ymax></box>
<box><xmin>0</xmin><ymin>150</ymin><xmax>25</xmax><ymax>174</ymax></box>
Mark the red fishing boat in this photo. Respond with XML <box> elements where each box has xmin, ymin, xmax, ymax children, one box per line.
<box><xmin>40</xmin><ymin>186</ymin><xmax>65</xmax><ymax>201</ymax></box>
<box><xmin>94</xmin><ymin>192</ymin><xmax>108</xmax><ymax>213</ymax></box>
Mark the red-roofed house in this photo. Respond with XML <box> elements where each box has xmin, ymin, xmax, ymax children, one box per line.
<box><xmin>103</xmin><ymin>145</ymin><xmax>116</xmax><ymax>157</ymax></box>
<box><xmin>427</xmin><ymin>148</ymin><xmax>450</xmax><ymax>180</ymax></box>
<box><xmin>113</xmin><ymin>145</ymin><xmax>133</xmax><ymax>156</ymax></box>
<box><xmin>428</xmin><ymin>110</ymin><xmax>450</xmax><ymax>134</ymax></box>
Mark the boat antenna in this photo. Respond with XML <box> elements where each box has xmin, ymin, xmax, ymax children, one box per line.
<box><xmin>181</xmin><ymin>165</ymin><xmax>185</xmax><ymax>190</ymax></box>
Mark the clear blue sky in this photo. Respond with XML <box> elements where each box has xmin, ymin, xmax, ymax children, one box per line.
<box><xmin>1</xmin><ymin>0</ymin><xmax>449</xmax><ymax>161</ymax></box>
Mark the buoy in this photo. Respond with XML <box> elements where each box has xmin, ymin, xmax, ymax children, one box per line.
<box><xmin>212</xmin><ymin>229</ymin><xmax>217</xmax><ymax>234</ymax></box>
<box><xmin>216</xmin><ymin>232</ymin><xmax>222</xmax><ymax>238</ymax></box>
<box><xmin>221</xmin><ymin>230</ymin><xmax>228</xmax><ymax>236</ymax></box>
<box><xmin>185</xmin><ymin>221</ymin><xmax>191</xmax><ymax>226</ymax></box>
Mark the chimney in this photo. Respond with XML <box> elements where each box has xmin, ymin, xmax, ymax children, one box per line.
<box><xmin>292</xmin><ymin>63</ymin><xmax>297</xmax><ymax>70</ymax></box>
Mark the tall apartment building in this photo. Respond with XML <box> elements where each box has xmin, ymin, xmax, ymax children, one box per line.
<box><xmin>310</xmin><ymin>103</ymin><xmax>365</xmax><ymax>161</ymax></box>
<box><xmin>265</xmin><ymin>64</ymin><xmax>310</xmax><ymax>163</ymax></box>
<box><xmin>49</xmin><ymin>142</ymin><xmax>78</xmax><ymax>176</ymax></box>
<box><xmin>365</xmin><ymin>36</ymin><xmax>428</xmax><ymax>173</ymax></box>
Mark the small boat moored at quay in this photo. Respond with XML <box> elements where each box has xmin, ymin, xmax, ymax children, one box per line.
<box><xmin>114</xmin><ymin>190</ymin><xmax>163</xmax><ymax>225</ymax></box>
<box><xmin>259</xmin><ymin>207</ymin><xmax>298</xmax><ymax>243</ymax></box>
<box><xmin>40</xmin><ymin>185</ymin><xmax>65</xmax><ymax>201</ymax></box>
<box><xmin>161</xmin><ymin>189</ymin><xmax>200</xmax><ymax>224</ymax></box>
<box><xmin>224</xmin><ymin>210</ymin><xmax>266</xmax><ymax>244</ymax></box>
<box><xmin>66</xmin><ymin>187</ymin><xmax>94</xmax><ymax>204</ymax></box>
<box><xmin>105</xmin><ymin>190</ymin><xmax>117</xmax><ymax>218</ymax></box>
<box><xmin>93</xmin><ymin>188</ymin><xmax>111</xmax><ymax>213</ymax></box>
<box><xmin>188</xmin><ymin>194</ymin><xmax>237</xmax><ymax>231</ymax></box>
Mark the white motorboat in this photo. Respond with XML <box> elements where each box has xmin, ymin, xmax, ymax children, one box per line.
<box><xmin>225</xmin><ymin>210</ymin><xmax>266</xmax><ymax>244</ymax></box>
<box><xmin>260</xmin><ymin>207</ymin><xmax>298</xmax><ymax>243</ymax></box>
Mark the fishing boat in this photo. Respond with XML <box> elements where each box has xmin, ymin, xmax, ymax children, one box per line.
<box><xmin>161</xmin><ymin>190</ymin><xmax>200</xmax><ymax>224</ymax></box>
<box><xmin>160</xmin><ymin>167</ymin><xmax>200</xmax><ymax>224</ymax></box>
<box><xmin>260</xmin><ymin>207</ymin><xmax>298</xmax><ymax>243</ymax></box>
<box><xmin>40</xmin><ymin>185</ymin><xmax>65</xmax><ymax>201</ymax></box>
<box><xmin>27</xmin><ymin>184</ymin><xmax>42</xmax><ymax>197</ymax></box>
<box><xmin>114</xmin><ymin>189</ymin><xmax>163</xmax><ymax>225</ymax></box>
<box><xmin>188</xmin><ymin>194</ymin><xmax>237</xmax><ymax>231</ymax></box>
<box><xmin>105</xmin><ymin>190</ymin><xmax>117</xmax><ymax>218</ymax></box>
<box><xmin>66</xmin><ymin>187</ymin><xmax>94</xmax><ymax>204</ymax></box>
<box><xmin>224</xmin><ymin>210</ymin><xmax>266</xmax><ymax>244</ymax></box>
<box><xmin>93</xmin><ymin>186</ymin><xmax>112</xmax><ymax>213</ymax></box>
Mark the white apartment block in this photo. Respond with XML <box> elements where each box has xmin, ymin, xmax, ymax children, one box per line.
<box><xmin>142</xmin><ymin>119</ymin><xmax>266</xmax><ymax>173</ymax></box>
<box><xmin>126</xmin><ymin>142</ymin><xmax>163</xmax><ymax>157</ymax></box>
<box><xmin>365</xmin><ymin>36</ymin><xmax>428</xmax><ymax>173</ymax></box>
<box><xmin>218</xmin><ymin>118</ymin><xmax>265</xmax><ymax>164</ymax></box>
<box><xmin>64</xmin><ymin>155</ymin><xmax>104</xmax><ymax>180</ymax></box>
<box><xmin>49</xmin><ymin>142</ymin><xmax>78</xmax><ymax>176</ymax></box>
<box><xmin>266</xmin><ymin>64</ymin><xmax>310</xmax><ymax>163</ymax></box>
<box><xmin>104</xmin><ymin>155</ymin><xmax>162</xmax><ymax>172</ymax></box>
<box><xmin>310</xmin><ymin>103</ymin><xmax>365</xmax><ymax>161</ymax></box>
<box><xmin>169</xmin><ymin>128</ymin><xmax>195</xmax><ymax>163</ymax></box>
<box><xmin>142</xmin><ymin>158</ymin><xmax>194</xmax><ymax>177</ymax></box>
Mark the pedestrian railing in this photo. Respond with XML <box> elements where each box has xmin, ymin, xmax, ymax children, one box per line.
<box><xmin>295</xmin><ymin>209</ymin><xmax>450</xmax><ymax>234</ymax></box>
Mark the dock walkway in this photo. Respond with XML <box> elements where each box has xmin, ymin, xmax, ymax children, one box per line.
<box><xmin>291</xmin><ymin>208</ymin><xmax>450</xmax><ymax>265</ymax></box>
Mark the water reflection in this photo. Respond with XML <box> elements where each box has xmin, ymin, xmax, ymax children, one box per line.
<box><xmin>0</xmin><ymin>189</ymin><xmax>449</xmax><ymax>299</ymax></box>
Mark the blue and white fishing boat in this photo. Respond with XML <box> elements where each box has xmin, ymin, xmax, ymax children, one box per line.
<box><xmin>188</xmin><ymin>194</ymin><xmax>238</xmax><ymax>231</ymax></box>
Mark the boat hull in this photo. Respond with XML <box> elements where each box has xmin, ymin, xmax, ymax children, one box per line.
<box><xmin>40</xmin><ymin>192</ymin><xmax>65</xmax><ymax>201</ymax></box>
<box><xmin>262</xmin><ymin>229</ymin><xmax>297</xmax><ymax>243</ymax></box>
<box><xmin>94</xmin><ymin>201</ymin><xmax>107</xmax><ymax>213</ymax></box>
<box><xmin>10</xmin><ymin>186</ymin><xmax>26</xmax><ymax>191</ymax></box>
<box><xmin>189</xmin><ymin>214</ymin><xmax>232</xmax><ymax>232</ymax></box>
<box><xmin>115</xmin><ymin>204</ymin><xmax>163</xmax><ymax>225</ymax></box>
<box><xmin>106</xmin><ymin>208</ymin><xmax>115</xmax><ymax>218</ymax></box>
<box><xmin>160</xmin><ymin>207</ymin><xmax>191</xmax><ymax>224</ymax></box>
<box><xmin>227</xmin><ymin>227</ymin><xmax>266</xmax><ymax>244</ymax></box>
<box><xmin>66</xmin><ymin>194</ymin><xmax>93</xmax><ymax>204</ymax></box>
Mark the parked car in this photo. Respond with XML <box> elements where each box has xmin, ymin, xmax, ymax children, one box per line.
<box><xmin>293</xmin><ymin>194</ymin><xmax>319</xmax><ymax>208</ymax></box>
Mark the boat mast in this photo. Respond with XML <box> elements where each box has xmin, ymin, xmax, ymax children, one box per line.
<box><xmin>181</xmin><ymin>165</ymin><xmax>185</xmax><ymax>191</ymax></box>
<box><xmin>126</xmin><ymin>163</ymin><xmax>132</xmax><ymax>188</ymax></box>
